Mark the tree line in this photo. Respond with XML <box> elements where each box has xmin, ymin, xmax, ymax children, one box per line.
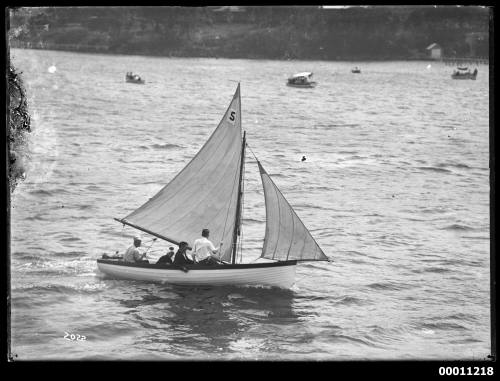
<box><xmin>9</xmin><ymin>6</ymin><xmax>490</xmax><ymax>60</ymax></box>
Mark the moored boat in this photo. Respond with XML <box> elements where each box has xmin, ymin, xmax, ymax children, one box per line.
<box><xmin>286</xmin><ymin>72</ymin><xmax>317</xmax><ymax>88</ymax></box>
<box><xmin>97</xmin><ymin>84</ymin><xmax>329</xmax><ymax>288</ymax></box>
<box><xmin>351</xmin><ymin>67</ymin><xmax>361</xmax><ymax>74</ymax></box>
<box><xmin>451</xmin><ymin>67</ymin><xmax>477</xmax><ymax>80</ymax></box>
<box><xmin>125</xmin><ymin>72</ymin><xmax>145</xmax><ymax>84</ymax></box>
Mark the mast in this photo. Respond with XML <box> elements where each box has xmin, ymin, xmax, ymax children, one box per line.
<box><xmin>231</xmin><ymin>131</ymin><xmax>246</xmax><ymax>264</ymax></box>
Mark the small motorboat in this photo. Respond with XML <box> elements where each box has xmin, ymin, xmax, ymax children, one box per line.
<box><xmin>451</xmin><ymin>67</ymin><xmax>478</xmax><ymax>80</ymax></box>
<box><xmin>286</xmin><ymin>72</ymin><xmax>317</xmax><ymax>88</ymax></box>
<box><xmin>351</xmin><ymin>67</ymin><xmax>361</xmax><ymax>74</ymax></box>
<box><xmin>125</xmin><ymin>72</ymin><xmax>145</xmax><ymax>84</ymax></box>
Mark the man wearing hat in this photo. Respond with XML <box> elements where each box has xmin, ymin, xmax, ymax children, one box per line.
<box><xmin>191</xmin><ymin>228</ymin><xmax>222</xmax><ymax>265</ymax></box>
<box><xmin>123</xmin><ymin>235</ymin><xmax>148</xmax><ymax>263</ymax></box>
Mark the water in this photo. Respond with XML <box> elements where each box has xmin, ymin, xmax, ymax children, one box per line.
<box><xmin>9</xmin><ymin>49</ymin><xmax>490</xmax><ymax>360</ymax></box>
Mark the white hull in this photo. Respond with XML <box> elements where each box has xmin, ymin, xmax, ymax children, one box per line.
<box><xmin>97</xmin><ymin>260</ymin><xmax>297</xmax><ymax>288</ymax></box>
<box><xmin>286</xmin><ymin>82</ymin><xmax>317</xmax><ymax>88</ymax></box>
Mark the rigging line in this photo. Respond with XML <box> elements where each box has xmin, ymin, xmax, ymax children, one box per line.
<box><xmin>116</xmin><ymin>218</ymin><xmax>188</xmax><ymax>248</ymax></box>
<box><xmin>272</xmin><ymin>179</ymin><xmax>282</xmax><ymax>260</ymax></box>
<box><xmin>240</xmin><ymin>141</ymin><xmax>247</xmax><ymax>261</ymax></box>
<box><xmin>239</xmin><ymin>196</ymin><xmax>244</xmax><ymax>262</ymax></box>
<box><xmin>246</xmin><ymin>143</ymin><xmax>260</xmax><ymax>162</ymax></box>
<box><xmin>231</xmin><ymin>131</ymin><xmax>246</xmax><ymax>264</ymax></box>
<box><xmin>286</xmin><ymin>205</ymin><xmax>295</xmax><ymax>261</ymax></box>
<box><xmin>220</xmin><ymin>149</ymin><xmax>242</xmax><ymax>259</ymax></box>
<box><xmin>238</xmin><ymin>154</ymin><xmax>247</xmax><ymax>263</ymax></box>
<box><xmin>256</xmin><ymin>161</ymin><xmax>271</xmax><ymax>260</ymax></box>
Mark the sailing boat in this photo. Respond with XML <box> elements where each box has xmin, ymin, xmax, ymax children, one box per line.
<box><xmin>97</xmin><ymin>84</ymin><xmax>329</xmax><ymax>288</ymax></box>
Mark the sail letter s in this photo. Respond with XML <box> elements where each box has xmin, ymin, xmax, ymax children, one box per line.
<box><xmin>228</xmin><ymin>109</ymin><xmax>236</xmax><ymax>124</ymax></box>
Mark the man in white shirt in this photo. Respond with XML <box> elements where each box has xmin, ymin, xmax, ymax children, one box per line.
<box><xmin>191</xmin><ymin>229</ymin><xmax>222</xmax><ymax>265</ymax></box>
<box><xmin>123</xmin><ymin>236</ymin><xmax>148</xmax><ymax>263</ymax></box>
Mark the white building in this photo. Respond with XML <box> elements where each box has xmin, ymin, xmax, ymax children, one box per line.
<box><xmin>426</xmin><ymin>43</ymin><xmax>442</xmax><ymax>60</ymax></box>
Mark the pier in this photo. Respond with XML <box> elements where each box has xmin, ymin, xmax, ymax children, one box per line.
<box><xmin>442</xmin><ymin>57</ymin><xmax>489</xmax><ymax>66</ymax></box>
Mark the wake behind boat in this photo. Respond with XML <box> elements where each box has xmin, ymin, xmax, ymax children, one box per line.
<box><xmin>97</xmin><ymin>84</ymin><xmax>329</xmax><ymax>288</ymax></box>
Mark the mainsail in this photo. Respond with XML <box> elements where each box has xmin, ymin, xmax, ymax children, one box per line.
<box><xmin>258</xmin><ymin>161</ymin><xmax>328</xmax><ymax>261</ymax></box>
<box><xmin>119</xmin><ymin>85</ymin><xmax>243</xmax><ymax>262</ymax></box>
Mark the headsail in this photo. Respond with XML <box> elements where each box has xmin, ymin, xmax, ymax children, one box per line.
<box><xmin>257</xmin><ymin>161</ymin><xmax>328</xmax><ymax>261</ymax></box>
<box><xmin>119</xmin><ymin>85</ymin><xmax>243</xmax><ymax>262</ymax></box>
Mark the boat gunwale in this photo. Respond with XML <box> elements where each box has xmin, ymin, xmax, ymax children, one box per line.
<box><xmin>126</xmin><ymin>78</ymin><xmax>145</xmax><ymax>84</ymax></box>
<box><xmin>97</xmin><ymin>259</ymin><xmax>297</xmax><ymax>270</ymax></box>
<box><xmin>286</xmin><ymin>82</ymin><xmax>317</xmax><ymax>88</ymax></box>
<box><xmin>450</xmin><ymin>74</ymin><xmax>477</xmax><ymax>80</ymax></box>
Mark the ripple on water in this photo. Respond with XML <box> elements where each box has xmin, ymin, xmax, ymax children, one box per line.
<box><xmin>441</xmin><ymin>223</ymin><xmax>477</xmax><ymax>231</ymax></box>
<box><xmin>410</xmin><ymin>263</ymin><xmax>455</xmax><ymax>274</ymax></box>
<box><xmin>366</xmin><ymin>282</ymin><xmax>413</xmax><ymax>291</ymax></box>
<box><xmin>9</xmin><ymin>53</ymin><xmax>490</xmax><ymax>360</ymax></box>
<box><xmin>334</xmin><ymin>296</ymin><xmax>369</xmax><ymax>306</ymax></box>
<box><xmin>151</xmin><ymin>143</ymin><xmax>184</xmax><ymax>150</ymax></box>
<box><xmin>416</xmin><ymin>166</ymin><xmax>453</xmax><ymax>173</ymax></box>
<box><xmin>418</xmin><ymin>322</ymin><xmax>468</xmax><ymax>331</ymax></box>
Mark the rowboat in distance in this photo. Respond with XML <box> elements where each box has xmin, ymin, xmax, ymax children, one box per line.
<box><xmin>286</xmin><ymin>72</ymin><xmax>317</xmax><ymax>88</ymax></box>
<box><xmin>351</xmin><ymin>67</ymin><xmax>361</xmax><ymax>73</ymax></box>
<box><xmin>451</xmin><ymin>67</ymin><xmax>478</xmax><ymax>80</ymax></box>
<box><xmin>97</xmin><ymin>84</ymin><xmax>329</xmax><ymax>288</ymax></box>
<box><xmin>126</xmin><ymin>72</ymin><xmax>145</xmax><ymax>84</ymax></box>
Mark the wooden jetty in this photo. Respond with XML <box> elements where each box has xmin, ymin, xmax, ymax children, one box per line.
<box><xmin>442</xmin><ymin>57</ymin><xmax>489</xmax><ymax>66</ymax></box>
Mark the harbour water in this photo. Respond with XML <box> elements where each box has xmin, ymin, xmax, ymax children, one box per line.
<box><xmin>9</xmin><ymin>49</ymin><xmax>490</xmax><ymax>360</ymax></box>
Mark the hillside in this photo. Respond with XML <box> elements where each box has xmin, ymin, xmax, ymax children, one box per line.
<box><xmin>8</xmin><ymin>6</ymin><xmax>490</xmax><ymax>60</ymax></box>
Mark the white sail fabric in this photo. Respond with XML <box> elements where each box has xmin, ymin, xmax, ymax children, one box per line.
<box><xmin>121</xmin><ymin>85</ymin><xmax>242</xmax><ymax>262</ymax></box>
<box><xmin>258</xmin><ymin>161</ymin><xmax>328</xmax><ymax>261</ymax></box>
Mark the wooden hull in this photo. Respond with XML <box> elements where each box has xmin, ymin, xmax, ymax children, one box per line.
<box><xmin>126</xmin><ymin>78</ymin><xmax>145</xmax><ymax>84</ymax></box>
<box><xmin>96</xmin><ymin>259</ymin><xmax>297</xmax><ymax>288</ymax></box>
<box><xmin>451</xmin><ymin>74</ymin><xmax>477</xmax><ymax>80</ymax></box>
<box><xmin>286</xmin><ymin>82</ymin><xmax>317</xmax><ymax>88</ymax></box>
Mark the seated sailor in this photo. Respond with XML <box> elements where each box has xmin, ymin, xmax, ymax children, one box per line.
<box><xmin>123</xmin><ymin>235</ymin><xmax>149</xmax><ymax>263</ymax></box>
<box><xmin>173</xmin><ymin>242</ymin><xmax>194</xmax><ymax>266</ymax></box>
<box><xmin>156</xmin><ymin>246</ymin><xmax>176</xmax><ymax>265</ymax></box>
<box><xmin>192</xmin><ymin>228</ymin><xmax>223</xmax><ymax>265</ymax></box>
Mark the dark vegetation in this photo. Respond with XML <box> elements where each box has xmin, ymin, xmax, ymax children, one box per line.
<box><xmin>9</xmin><ymin>6</ymin><xmax>490</xmax><ymax>60</ymax></box>
<box><xmin>8</xmin><ymin>65</ymin><xmax>30</xmax><ymax>193</ymax></box>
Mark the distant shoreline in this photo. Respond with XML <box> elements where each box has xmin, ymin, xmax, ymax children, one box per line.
<box><xmin>9</xmin><ymin>45</ymin><xmax>489</xmax><ymax>65</ymax></box>
<box><xmin>9</xmin><ymin>6</ymin><xmax>489</xmax><ymax>64</ymax></box>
